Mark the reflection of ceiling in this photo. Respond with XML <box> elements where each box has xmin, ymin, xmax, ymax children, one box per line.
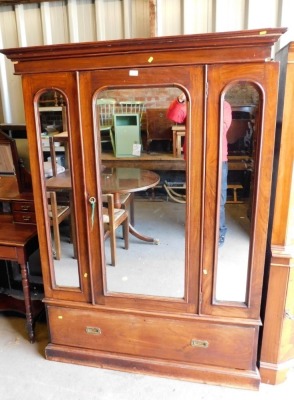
<box><xmin>226</xmin><ymin>83</ymin><xmax>259</xmax><ymax>105</ymax></box>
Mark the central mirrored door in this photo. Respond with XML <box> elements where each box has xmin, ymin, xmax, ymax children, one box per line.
<box><xmin>79</xmin><ymin>66</ymin><xmax>204</xmax><ymax>312</ymax></box>
<box><xmin>95</xmin><ymin>86</ymin><xmax>187</xmax><ymax>298</ymax></box>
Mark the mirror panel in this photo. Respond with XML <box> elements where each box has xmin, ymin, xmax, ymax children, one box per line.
<box><xmin>38</xmin><ymin>90</ymin><xmax>80</xmax><ymax>288</ymax></box>
<box><xmin>95</xmin><ymin>87</ymin><xmax>187</xmax><ymax>298</ymax></box>
<box><xmin>216</xmin><ymin>82</ymin><xmax>259</xmax><ymax>302</ymax></box>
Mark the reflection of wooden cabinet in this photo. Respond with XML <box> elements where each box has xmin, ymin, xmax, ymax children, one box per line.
<box><xmin>1</xmin><ymin>28</ymin><xmax>286</xmax><ymax>389</ymax></box>
<box><xmin>113</xmin><ymin>113</ymin><xmax>140</xmax><ymax>157</ymax></box>
<box><xmin>146</xmin><ymin>108</ymin><xmax>173</xmax><ymax>151</ymax></box>
<box><xmin>259</xmin><ymin>42</ymin><xmax>294</xmax><ymax>385</ymax></box>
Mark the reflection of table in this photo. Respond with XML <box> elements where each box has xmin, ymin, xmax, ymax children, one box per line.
<box><xmin>172</xmin><ymin>125</ymin><xmax>186</xmax><ymax>158</ymax></box>
<box><xmin>101</xmin><ymin>152</ymin><xmax>186</xmax><ymax>171</ymax></box>
<box><xmin>228</xmin><ymin>155</ymin><xmax>252</xmax><ymax>170</ymax></box>
<box><xmin>0</xmin><ymin>215</ymin><xmax>40</xmax><ymax>343</ymax></box>
<box><xmin>101</xmin><ymin>168</ymin><xmax>160</xmax><ymax>243</ymax></box>
<box><xmin>46</xmin><ymin>168</ymin><xmax>160</xmax><ymax>243</ymax></box>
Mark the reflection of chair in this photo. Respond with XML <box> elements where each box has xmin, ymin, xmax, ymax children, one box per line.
<box><xmin>97</xmin><ymin>98</ymin><xmax>116</xmax><ymax>153</ymax></box>
<box><xmin>102</xmin><ymin>193</ymin><xmax>129</xmax><ymax>266</ymax></box>
<box><xmin>119</xmin><ymin>101</ymin><xmax>145</xmax><ymax>126</ymax></box>
<box><xmin>47</xmin><ymin>191</ymin><xmax>71</xmax><ymax>260</ymax></box>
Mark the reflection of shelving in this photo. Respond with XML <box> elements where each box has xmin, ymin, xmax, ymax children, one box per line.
<box><xmin>39</xmin><ymin>106</ymin><xmax>67</xmax><ymax>132</ymax></box>
<box><xmin>39</xmin><ymin>106</ymin><xmax>67</xmax><ymax>165</ymax></box>
<box><xmin>39</xmin><ymin>106</ymin><xmax>63</xmax><ymax>112</ymax></box>
<box><xmin>42</xmin><ymin>146</ymin><xmax>65</xmax><ymax>152</ymax></box>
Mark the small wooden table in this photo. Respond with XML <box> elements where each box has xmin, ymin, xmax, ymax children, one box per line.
<box><xmin>172</xmin><ymin>125</ymin><xmax>186</xmax><ymax>158</ymax></box>
<box><xmin>0</xmin><ymin>215</ymin><xmax>40</xmax><ymax>343</ymax></box>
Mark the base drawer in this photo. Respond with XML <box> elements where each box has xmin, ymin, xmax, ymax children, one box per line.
<box><xmin>47</xmin><ymin>305</ymin><xmax>258</xmax><ymax>371</ymax></box>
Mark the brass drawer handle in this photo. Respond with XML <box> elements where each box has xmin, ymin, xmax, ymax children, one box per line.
<box><xmin>191</xmin><ymin>339</ymin><xmax>209</xmax><ymax>348</ymax></box>
<box><xmin>20</xmin><ymin>205</ymin><xmax>30</xmax><ymax>211</ymax></box>
<box><xmin>85</xmin><ymin>326</ymin><xmax>101</xmax><ymax>335</ymax></box>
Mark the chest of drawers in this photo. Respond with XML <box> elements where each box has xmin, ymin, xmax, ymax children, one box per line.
<box><xmin>11</xmin><ymin>200</ymin><xmax>36</xmax><ymax>224</ymax></box>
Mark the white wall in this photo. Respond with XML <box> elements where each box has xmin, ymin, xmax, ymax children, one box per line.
<box><xmin>0</xmin><ymin>0</ymin><xmax>294</xmax><ymax>123</ymax></box>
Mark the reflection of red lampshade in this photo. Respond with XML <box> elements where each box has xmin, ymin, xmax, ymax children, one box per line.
<box><xmin>166</xmin><ymin>100</ymin><xmax>187</xmax><ymax>124</ymax></box>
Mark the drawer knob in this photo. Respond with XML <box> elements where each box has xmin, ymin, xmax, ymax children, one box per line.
<box><xmin>85</xmin><ymin>326</ymin><xmax>102</xmax><ymax>335</ymax></box>
<box><xmin>191</xmin><ymin>339</ymin><xmax>209</xmax><ymax>348</ymax></box>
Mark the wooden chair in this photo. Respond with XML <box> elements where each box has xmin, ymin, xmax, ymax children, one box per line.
<box><xmin>97</xmin><ymin>98</ymin><xmax>116</xmax><ymax>153</ymax></box>
<box><xmin>102</xmin><ymin>193</ymin><xmax>129</xmax><ymax>266</ymax></box>
<box><xmin>47</xmin><ymin>191</ymin><xmax>71</xmax><ymax>260</ymax></box>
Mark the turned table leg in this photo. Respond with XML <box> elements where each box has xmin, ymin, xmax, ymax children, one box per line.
<box><xmin>18</xmin><ymin>252</ymin><xmax>35</xmax><ymax>343</ymax></box>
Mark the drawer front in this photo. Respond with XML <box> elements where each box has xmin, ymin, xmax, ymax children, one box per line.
<box><xmin>13</xmin><ymin>211</ymin><xmax>36</xmax><ymax>224</ymax></box>
<box><xmin>47</xmin><ymin>306</ymin><xmax>257</xmax><ymax>371</ymax></box>
<box><xmin>0</xmin><ymin>245</ymin><xmax>17</xmax><ymax>260</ymax></box>
<box><xmin>12</xmin><ymin>201</ymin><xmax>35</xmax><ymax>212</ymax></box>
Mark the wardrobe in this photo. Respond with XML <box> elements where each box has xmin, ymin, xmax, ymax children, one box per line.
<box><xmin>259</xmin><ymin>41</ymin><xmax>294</xmax><ymax>385</ymax></box>
<box><xmin>1</xmin><ymin>28</ymin><xmax>286</xmax><ymax>389</ymax></box>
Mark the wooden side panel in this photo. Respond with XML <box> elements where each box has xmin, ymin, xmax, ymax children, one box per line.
<box><xmin>260</xmin><ymin>43</ymin><xmax>294</xmax><ymax>385</ymax></box>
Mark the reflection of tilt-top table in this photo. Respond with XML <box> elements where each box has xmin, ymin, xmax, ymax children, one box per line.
<box><xmin>46</xmin><ymin>167</ymin><xmax>160</xmax><ymax>244</ymax></box>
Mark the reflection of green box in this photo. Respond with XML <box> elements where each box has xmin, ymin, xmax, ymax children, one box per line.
<box><xmin>114</xmin><ymin>114</ymin><xmax>140</xmax><ymax>157</ymax></box>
